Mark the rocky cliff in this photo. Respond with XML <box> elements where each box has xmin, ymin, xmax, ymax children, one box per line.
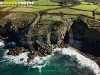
<box><xmin>1</xmin><ymin>13</ymin><xmax>100</xmax><ymax>64</ymax></box>
<box><xmin>64</xmin><ymin>18</ymin><xmax>100</xmax><ymax>57</ymax></box>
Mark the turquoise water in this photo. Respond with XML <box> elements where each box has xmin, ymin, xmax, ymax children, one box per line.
<box><xmin>0</xmin><ymin>48</ymin><xmax>95</xmax><ymax>75</ymax></box>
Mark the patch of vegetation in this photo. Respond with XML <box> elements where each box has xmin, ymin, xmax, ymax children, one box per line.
<box><xmin>0</xmin><ymin>11</ymin><xmax>10</xmax><ymax>20</ymax></box>
<box><xmin>0</xmin><ymin>7</ymin><xmax>13</xmax><ymax>11</ymax></box>
<box><xmin>52</xmin><ymin>21</ymin><xmax>63</xmax><ymax>29</ymax></box>
<box><xmin>40</xmin><ymin>20</ymin><xmax>63</xmax><ymax>31</ymax></box>
<box><xmin>7</xmin><ymin>6</ymin><xmax>60</xmax><ymax>12</ymax></box>
<box><xmin>80</xmin><ymin>1</ymin><xmax>94</xmax><ymax>5</ymax></box>
<box><xmin>0</xmin><ymin>12</ymin><xmax>37</xmax><ymax>28</ymax></box>
<box><xmin>63</xmin><ymin>15</ymin><xmax>77</xmax><ymax>20</ymax></box>
<box><xmin>4</xmin><ymin>0</ymin><xmax>26</xmax><ymax>1</ymax></box>
<box><xmin>47</xmin><ymin>7</ymin><xmax>92</xmax><ymax>17</ymax></box>
<box><xmin>41</xmin><ymin>15</ymin><xmax>62</xmax><ymax>21</ymax></box>
<box><xmin>40</xmin><ymin>20</ymin><xmax>54</xmax><ymax>25</ymax></box>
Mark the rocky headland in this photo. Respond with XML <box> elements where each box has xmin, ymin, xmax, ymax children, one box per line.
<box><xmin>0</xmin><ymin>13</ymin><xmax>100</xmax><ymax>67</ymax></box>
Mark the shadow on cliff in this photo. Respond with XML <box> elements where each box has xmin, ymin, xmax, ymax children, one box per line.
<box><xmin>0</xmin><ymin>21</ymin><xmax>20</xmax><ymax>46</ymax></box>
<box><xmin>64</xmin><ymin>19</ymin><xmax>100</xmax><ymax>57</ymax></box>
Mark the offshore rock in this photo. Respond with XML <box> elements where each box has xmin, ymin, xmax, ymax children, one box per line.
<box><xmin>20</xmin><ymin>58</ymin><xmax>24</xmax><ymax>61</ymax></box>
<box><xmin>27</xmin><ymin>52</ymin><xmax>37</xmax><ymax>63</ymax></box>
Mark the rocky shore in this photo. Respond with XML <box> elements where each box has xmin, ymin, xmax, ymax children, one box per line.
<box><xmin>0</xmin><ymin>15</ymin><xmax>100</xmax><ymax>67</ymax></box>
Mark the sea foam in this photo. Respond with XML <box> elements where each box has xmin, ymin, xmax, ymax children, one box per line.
<box><xmin>3</xmin><ymin>49</ymin><xmax>52</xmax><ymax>73</ymax></box>
<box><xmin>3</xmin><ymin>47</ymin><xmax>100</xmax><ymax>75</ymax></box>
<box><xmin>0</xmin><ymin>41</ymin><xmax>5</xmax><ymax>47</ymax></box>
<box><xmin>53</xmin><ymin>47</ymin><xmax>100</xmax><ymax>75</ymax></box>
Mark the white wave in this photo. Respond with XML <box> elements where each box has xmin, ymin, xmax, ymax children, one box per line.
<box><xmin>3</xmin><ymin>50</ymin><xmax>29</xmax><ymax>64</ymax></box>
<box><xmin>3</xmin><ymin>47</ymin><xmax>100</xmax><ymax>75</ymax></box>
<box><xmin>53</xmin><ymin>47</ymin><xmax>100</xmax><ymax>75</ymax></box>
<box><xmin>0</xmin><ymin>41</ymin><xmax>5</xmax><ymax>47</ymax></box>
<box><xmin>3</xmin><ymin>49</ymin><xmax>52</xmax><ymax>74</ymax></box>
<box><xmin>32</xmin><ymin>61</ymin><xmax>49</xmax><ymax>73</ymax></box>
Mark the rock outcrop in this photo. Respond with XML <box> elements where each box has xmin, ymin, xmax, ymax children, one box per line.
<box><xmin>35</xmin><ymin>40</ymin><xmax>53</xmax><ymax>56</ymax></box>
<box><xmin>7</xmin><ymin>47</ymin><xmax>28</xmax><ymax>56</ymax></box>
<box><xmin>37</xmin><ymin>46</ymin><xmax>52</xmax><ymax>56</ymax></box>
<box><xmin>27</xmin><ymin>51</ymin><xmax>37</xmax><ymax>63</ymax></box>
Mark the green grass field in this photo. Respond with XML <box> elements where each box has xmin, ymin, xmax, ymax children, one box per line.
<box><xmin>34</xmin><ymin>0</ymin><xmax>60</xmax><ymax>5</ymax></box>
<box><xmin>71</xmin><ymin>5</ymin><xmax>99</xmax><ymax>11</ymax></box>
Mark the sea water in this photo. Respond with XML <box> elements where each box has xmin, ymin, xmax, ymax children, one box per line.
<box><xmin>0</xmin><ymin>41</ymin><xmax>100</xmax><ymax>75</ymax></box>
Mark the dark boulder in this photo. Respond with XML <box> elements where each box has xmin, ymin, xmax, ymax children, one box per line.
<box><xmin>20</xmin><ymin>58</ymin><xmax>24</xmax><ymax>61</ymax></box>
<box><xmin>27</xmin><ymin>52</ymin><xmax>37</xmax><ymax>63</ymax></box>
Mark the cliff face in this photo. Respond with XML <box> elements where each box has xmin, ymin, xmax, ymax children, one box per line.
<box><xmin>71</xmin><ymin>19</ymin><xmax>88</xmax><ymax>39</ymax></box>
<box><xmin>83</xmin><ymin>28</ymin><xmax>100</xmax><ymax>56</ymax></box>
<box><xmin>64</xmin><ymin>18</ymin><xmax>100</xmax><ymax>56</ymax></box>
<box><xmin>0</xmin><ymin>21</ymin><xmax>19</xmax><ymax>45</ymax></box>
